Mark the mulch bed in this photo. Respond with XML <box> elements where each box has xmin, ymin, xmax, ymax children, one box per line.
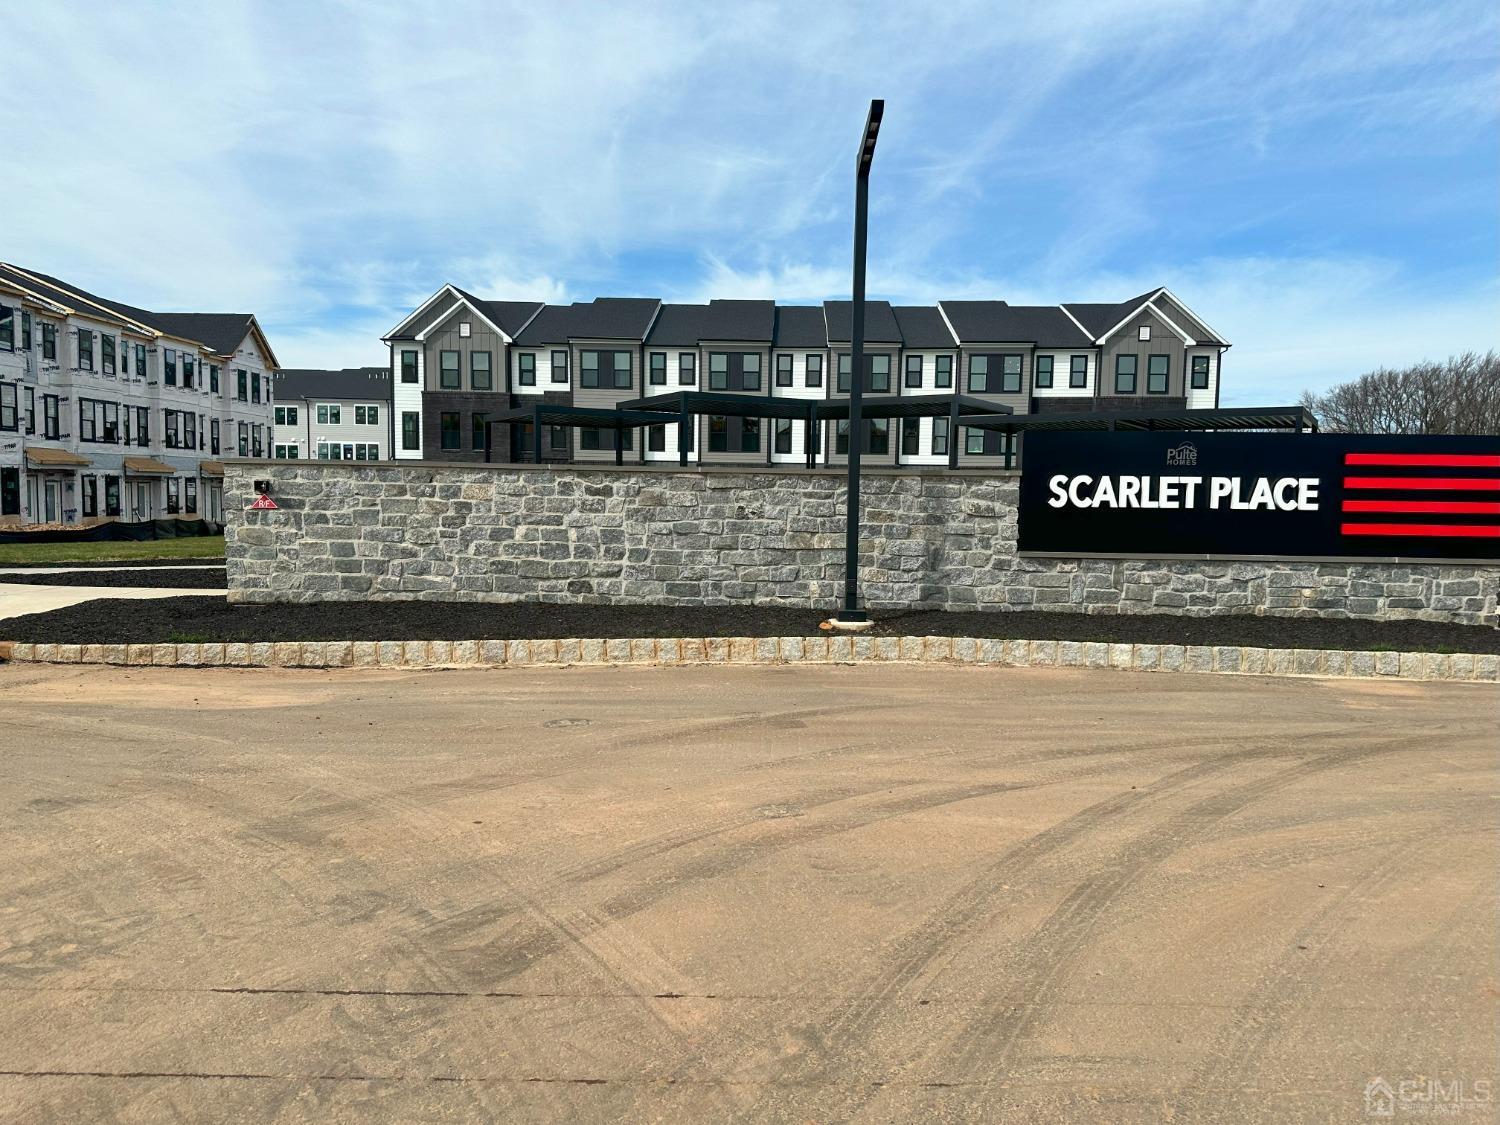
<box><xmin>0</xmin><ymin>569</ymin><xmax>226</xmax><ymax>589</ymax></box>
<box><xmin>3</xmin><ymin>596</ymin><xmax>1496</xmax><ymax>654</ymax></box>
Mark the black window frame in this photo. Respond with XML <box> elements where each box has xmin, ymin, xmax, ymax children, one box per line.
<box><xmin>400</xmin><ymin>349</ymin><xmax>419</xmax><ymax>383</ymax></box>
<box><xmin>42</xmin><ymin>322</ymin><xmax>57</xmax><ymax>361</ymax></box>
<box><xmin>904</xmin><ymin>354</ymin><xmax>923</xmax><ymax>388</ymax></box>
<box><xmin>0</xmin><ymin>308</ymin><xmax>12</xmax><ymax>351</ymax></box>
<box><xmin>236</xmin><ymin>369</ymin><xmax>247</xmax><ymax>401</ymax></box>
<box><xmin>774</xmin><ymin>417</ymin><xmax>792</xmax><ymax>454</ymax></box>
<box><xmin>104</xmin><ymin>474</ymin><xmax>121</xmax><ymax>517</ymax></box>
<box><xmin>1069</xmin><ymin>354</ymin><xmax>1089</xmax><ymax>388</ymax></box>
<box><xmin>708</xmin><ymin>352</ymin><xmax>729</xmax><ymax>391</ymax></box>
<box><xmin>1034</xmin><ymin>354</ymin><xmax>1054</xmax><ymax>389</ymax></box>
<box><xmin>1115</xmin><ymin>354</ymin><xmax>1138</xmax><ymax>394</ymax></box>
<box><xmin>708</xmin><ymin>414</ymin><xmax>728</xmax><ymax>452</ymax></box>
<box><xmin>471</xmin><ymin>350</ymin><xmax>492</xmax><ymax>390</ymax></box>
<box><xmin>135</xmin><ymin>406</ymin><xmax>149</xmax><ymax>447</ymax></box>
<box><xmin>439</xmin><ymin>411</ymin><xmax>461</xmax><ymax>450</ymax></box>
<box><xmin>649</xmin><ymin>351</ymin><xmax>668</xmax><ymax>386</ymax></box>
<box><xmin>439</xmin><ymin>350</ymin><xmax>461</xmax><ymax>390</ymax></box>
<box><xmin>82</xmin><ymin>475</ymin><xmax>98</xmax><ymax>517</ymax></box>
<box><xmin>79</xmin><ymin>330</ymin><xmax>95</xmax><ymax>372</ymax></box>
<box><xmin>805</xmin><ymin>353</ymin><xmax>823</xmax><ymax>387</ymax></box>
<box><xmin>1191</xmin><ymin>354</ymin><xmax>1211</xmax><ymax>390</ymax></box>
<box><xmin>1147</xmin><ymin>354</ymin><xmax>1170</xmax><ymax>394</ymax></box>
<box><xmin>184</xmin><ymin>478</ymin><xmax>197</xmax><ymax>515</ymax></box>
<box><xmin>776</xmin><ymin>353</ymin><xmax>794</xmax><ymax>387</ymax></box>
<box><xmin>402</xmin><ymin>411</ymin><xmax>420</xmax><ymax>450</ymax></box>
<box><xmin>471</xmin><ymin>411</ymin><xmax>489</xmax><ymax>450</ymax></box>
<box><xmin>208</xmin><ymin>361</ymin><xmax>218</xmax><ymax>391</ymax></box>
<box><xmin>900</xmin><ymin>416</ymin><xmax>919</xmax><ymax>455</ymax></box>
<box><xmin>20</xmin><ymin>311</ymin><xmax>29</xmax><ymax>350</ymax></box>
<box><xmin>101</xmin><ymin>334</ymin><xmax>116</xmax><ymax>376</ymax></box>
<box><xmin>181</xmin><ymin>352</ymin><xmax>194</xmax><ymax>389</ymax></box>
<box><xmin>740</xmin><ymin>416</ymin><xmax>759</xmax><ymax>453</ymax></box>
<box><xmin>551</xmin><ymin>350</ymin><xmax>568</xmax><ymax>383</ymax></box>
<box><xmin>210</xmin><ymin>418</ymin><xmax>219</xmax><ymax>454</ymax></box>
<box><xmin>0</xmin><ymin>383</ymin><xmax>15</xmax><ymax>431</ymax></box>
<box><xmin>678</xmin><ymin>352</ymin><xmax>695</xmax><ymax>386</ymax></box>
<box><xmin>932</xmin><ymin>416</ymin><xmax>949</xmax><ymax>456</ymax></box>
<box><xmin>43</xmin><ymin>395</ymin><xmax>60</xmax><ymax>440</ymax></box>
<box><xmin>648</xmin><ymin>424</ymin><xmax>666</xmax><ymax>452</ymax></box>
<box><xmin>518</xmin><ymin>352</ymin><xmax>536</xmax><ymax>386</ymax></box>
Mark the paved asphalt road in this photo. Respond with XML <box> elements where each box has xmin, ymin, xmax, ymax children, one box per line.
<box><xmin>0</xmin><ymin>663</ymin><xmax>1495</xmax><ymax>1123</ymax></box>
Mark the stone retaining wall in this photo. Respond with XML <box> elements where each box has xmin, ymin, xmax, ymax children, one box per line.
<box><xmin>225</xmin><ymin>462</ymin><xmax>1499</xmax><ymax>625</ymax></box>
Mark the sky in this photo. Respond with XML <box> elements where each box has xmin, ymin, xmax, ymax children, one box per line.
<box><xmin>3</xmin><ymin>0</ymin><xmax>1497</xmax><ymax>404</ymax></box>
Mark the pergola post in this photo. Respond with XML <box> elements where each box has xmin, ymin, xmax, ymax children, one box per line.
<box><xmin>805</xmin><ymin>409</ymin><xmax>815</xmax><ymax>470</ymax></box>
<box><xmin>678</xmin><ymin>400</ymin><xmax>691</xmax><ymax>467</ymax></box>
<box><xmin>533</xmin><ymin>407</ymin><xmax>543</xmax><ymax>462</ymax></box>
<box><xmin>947</xmin><ymin>399</ymin><xmax>960</xmax><ymax>471</ymax></box>
<box><xmin>614</xmin><ymin>423</ymin><xmax>624</xmax><ymax>466</ymax></box>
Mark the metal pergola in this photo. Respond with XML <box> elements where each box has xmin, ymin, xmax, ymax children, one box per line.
<box><xmin>485</xmin><ymin>403</ymin><xmax>662</xmax><ymax>466</ymax></box>
<box><xmin>620</xmin><ymin>390</ymin><xmax>826</xmax><ymax>467</ymax></box>
<box><xmin>959</xmin><ymin>404</ymin><xmax>1319</xmax><ymax>435</ymax></box>
<box><xmin>815</xmin><ymin>394</ymin><xmax>1015</xmax><ymax>469</ymax></box>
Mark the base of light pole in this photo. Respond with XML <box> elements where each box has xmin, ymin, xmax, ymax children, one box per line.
<box><xmin>827</xmin><ymin>616</ymin><xmax>874</xmax><ymax>633</ymax></box>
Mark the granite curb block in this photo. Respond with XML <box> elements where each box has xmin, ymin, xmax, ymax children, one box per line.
<box><xmin>1</xmin><ymin>637</ymin><xmax>1496</xmax><ymax>683</ymax></box>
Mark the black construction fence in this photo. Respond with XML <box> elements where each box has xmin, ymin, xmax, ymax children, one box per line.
<box><xmin>0</xmin><ymin>519</ymin><xmax>224</xmax><ymax>545</ymax></box>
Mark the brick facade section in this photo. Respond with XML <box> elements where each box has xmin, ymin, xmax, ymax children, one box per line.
<box><xmin>224</xmin><ymin>462</ymin><xmax>1500</xmax><ymax>625</ymax></box>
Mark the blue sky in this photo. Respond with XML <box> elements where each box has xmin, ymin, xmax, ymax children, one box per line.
<box><xmin>4</xmin><ymin>0</ymin><xmax>1497</xmax><ymax>403</ymax></box>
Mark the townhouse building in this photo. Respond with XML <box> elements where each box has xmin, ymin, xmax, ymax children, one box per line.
<box><xmin>382</xmin><ymin>285</ymin><xmax>1226</xmax><ymax>468</ymax></box>
<box><xmin>0</xmin><ymin>263</ymin><xmax>277</xmax><ymax>525</ymax></box>
<box><xmin>271</xmin><ymin>367</ymin><xmax>392</xmax><ymax>462</ymax></box>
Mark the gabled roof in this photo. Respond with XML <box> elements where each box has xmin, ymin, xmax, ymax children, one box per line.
<box><xmin>645</xmin><ymin>304</ymin><xmax>710</xmax><ymax>346</ymax></box>
<box><xmin>274</xmin><ymin>366</ymin><xmax>391</xmax><ymax>402</ymax></box>
<box><xmin>940</xmin><ymin>301</ymin><xmax>1093</xmax><ymax>347</ymax></box>
<box><xmin>451</xmin><ymin>288</ymin><xmax>544</xmax><ymax>337</ymax></box>
<box><xmin>513</xmin><ymin>297</ymin><xmax>662</xmax><ymax>344</ymax></box>
<box><xmin>773</xmin><ymin>305</ymin><xmax>828</xmax><ymax>348</ymax></box>
<box><xmin>1061</xmin><ymin>287</ymin><xmax>1230</xmax><ymax>347</ymax></box>
<box><xmin>700</xmin><ymin>299</ymin><xmax>774</xmax><ymax>342</ymax></box>
<box><xmin>148</xmin><ymin>313</ymin><xmax>257</xmax><ymax>356</ymax></box>
<box><xmin>823</xmin><ymin>299</ymin><xmax>902</xmax><ymax>344</ymax></box>
<box><xmin>891</xmin><ymin>305</ymin><xmax>956</xmax><ymax>349</ymax></box>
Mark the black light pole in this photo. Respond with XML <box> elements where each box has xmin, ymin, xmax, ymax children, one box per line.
<box><xmin>834</xmin><ymin>98</ymin><xmax>883</xmax><ymax>627</ymax></box>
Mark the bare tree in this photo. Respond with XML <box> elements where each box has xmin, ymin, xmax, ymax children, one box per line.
<box><xmin>1300</xmin><ymin>351</ymin><xmax>1500</xmax><ymax>435</ymax></box>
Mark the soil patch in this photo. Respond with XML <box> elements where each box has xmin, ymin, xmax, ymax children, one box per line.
<box><xmin>0</xmin><ymin>570</ymin><xmax>226</xmax><ymax>589</ymax></box>
<box><xmin>4</xmin><ymin>597</ymin><xmax>1496</xmax><ymax>654</ymax></box>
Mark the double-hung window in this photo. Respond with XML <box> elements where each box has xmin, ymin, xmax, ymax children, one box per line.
<box><xmin>551</xmin><ymin>350</ymin><xmax>568</xmax><ymax>383</ymax></box>
<box><xmin>238</xmin><ymin>423</ymin><xmax>249</xmax><ymax>456</ymax></box>
<box><xmin>0</xmin><ymin>307</ymin><xmax>12</xmax><ymax>350</ymax></box>
<box><xmin>1147</xmin><ymin>354</ymin><xmax>1170</xmax><ymax>394</ymax></box>
<box><xmin>1069</xmin><ymin>355</ymin><xmax>1089</xmax><ymax>388</ymax></box>
<box><xmin>1034</xmin><ymin>354</ymin><xmax>1054</xmax><ymax>389</ymax></box>
<box><xmin>208</xmin><ymin>362</ymin><xmax>218</xmax><ymax>391</ymax></box>
<box><xmin>969</xmin><ymin>354</ymin><xmax>1023</xmax><ymax>394</ymax></box>
<box><xmin>136</xmin><ymin>406</ymin><xmax>149</xmax><ymax>446</ymax></box>
<box><xmin>837</xmin><ymin>354</ymin><xmax>852</xmax><ymax>393</ymax></box>
<box><xmin>165</xmin><ymin>348</ymin><xmax>177</xmax><ymax>384</ymax></box>
<box><xmin>581</xmin><ymin>351</ymin><xmax>601</xmax><ymax>388</ymax></box>
<box><xmin>774</xmin><ymin>418</ymin><xmax>792</xmax><ymax>454</ymax></box>
<box><xmin>518</xmin><ymin>353</ymin><xmax>536</xmax><ymax>386</ymax></box>
<box><xmin>101</xmin><ymin>335</ymin><xmax>116</xmax><ymax>376</ymax></box>
<box><xmin>612</xmin><ymin>351</ymin><xmax>631</xmax><ymax>389</ymax></box>
<box><xmin>904</xmin><ymin>355</ymin><xmax>923</xmax><ymax>389</ymax></box>
<box><xmin>935</xmin><ymin>354</ymin><xmax>953</xmax><ymax>388</ymax></box>
<box><xmin>44</xmin><ymin>395</ymin><xmax>59</xmax><ymax>439</ymax></box>
<box><xmin>805</xmin><ymin>354</ymin><xmax>822</xmax><ymax>387</ymax></box>
<box><xmin>236</xmin><ymin>369</ymin><xmax>247</xmax><ymax>400</ymax></box>
<box><xmin>708</xmin><ymin>415</ymin><xmax>728</xmax><ymax>452</ymax></box>
<box><xmin>932</xmin><ymin>416</ymin><xmax>950</xmax><ymax>456</ymax></box>
<box><xmin>166</xmin><ymin>478</ymin><xmax>181</xmax><ymax>515</ymax></box>
<box><xmin>400</xmin><ymin>349</ymin><xmax>418</xmax><ymax>383</ymax></box>
<box><xmin>0</xmin><ymin>384</ymin><xmax>15</xmax><ymax>431</ymax></box>
<box><xmin>165</xmin><ymin>411</ymin><xmax>181</xmax><ymax>448</ymax></box>
<box><xmin>776</xmin><ymin>354</ymin><xmax>793</xmax><ymax>387</ymax></box>
<box><xmin>1191</xmin><ymin>355</ymin><xmax>1211</xmax><ymax>389</ymax></box>
<box><xmin>470</xmin><ymin>351</ymin><xmax>492</xmax><ymax>389</ymax></box>
<box><xmin>42</xmin><ymin>323</ymin><xmax>57</xmax><ymax>361</ymax></box>
<box><xmin>439</xmin><ymin>350</ymin><xmax>460</xmax><ymax>389</ymax></box>
<box><xmin>869</xmin><ymin>355</ymin><xmax>890</xmax><ymax>393</ymax></box>
<box><xmin>648</xmin><ymin>424</ymin><xmax>666</xmax><ymax>452</ymax></box>
<box><xmin>709</xmin><ymin>353</ymin><xmax>728</xmax><ymax>391</ymax></box>
<box><xmin>184</xmin><ymin>479</ymin><xmax>197</xmax><ymax>514</ymax></box>
<box><xmin>678</xmin><ymin>352</ymin><xmax>695</xmax><ymax>385</ymax></box>
<box><xmin>402</xmin><ymin>411</ymin><xmax>419</xmax><ymax>450</ymax></box>
<box><xmin>182</xmin><ymin>354</ymin><xmax>195</xmax><ymax>389</ymax></box>
<box><xmin>440</xmin><ymin>411</ymin><xmax>460</xmax><ymax>449</ymax></box>
<box><xmin>740</xmin><ymin>417</ymin><xmax>759</xmax><ymax>452</ymax></box>
<box><xmin>650</xmin><ymin>352</ymin><xmax>667</xmax><ymax>385</ymax></box>
<box><xmin>79</xmin><ymin>331</ymin><xmax>95</xmax><ymax>372</ymax></box>
<box><xmin>471</xmin><ymin>412</ymin><xmax>489</xmax><ymax>450</ymax></box>
<box><xmin>1115</xmin><ymin>354</ymin><xmax>1138</xmax><ymax>394</ymax></box>
<box><xmin>20</xmin><ymin>312</ymin><xmax>29</xmax><ymax>350</ymax></box>
<box><xmin>210</xmin><ymin>418</ymin><xmax>220</xmax><ymax>454</ymax></box>
<box><xmin>24</xmin><ymin>387</ymin><xmax>34</xmax><ymax>434</ymax></box>
<box><xmin>741</xmin><ymin>354</ymin><xmax>760</xmax><ymax>391</ymax></box>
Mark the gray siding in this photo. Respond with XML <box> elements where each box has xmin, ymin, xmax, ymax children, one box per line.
<box><xmin>1100</xmin><ymin>308</ymin><xmax>1186</xmax><ymax>398</ymax></box>
<box><xmin>571</xmin><ymin>341</ymin><xmax>640</xmax><ymax>463</ymax></box>
<box><xmin>423</xmin><ymin>308</ymin><xmax>507</xmax><ymax>396</ymax></box>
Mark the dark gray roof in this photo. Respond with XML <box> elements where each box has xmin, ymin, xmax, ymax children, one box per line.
<box><xmin>890</xmin><ymin>306</ymin><xmax>955</xmax><ymax>348</ymax></box>
<box><xmin>1061</xmin><ymin>289</ymin><xmax>1162</xmax><ymax>340</ymax></box>
<box><xmin>700</xmin><ymin>299</ymin><xmax>774</xmax><ymax>342</ymax></box>
<box><xmin>645</xmin><ymin>304</ymin><xmax>710</xmax><ymax>346</ymax></box>
<box><xmin>451</xmin><ymin>288</ymin><xmax>544</xmax><ymax>336</ymax></box>
<box><xmin>938</xmin><ymin>301</ymin><xmax>1091</xmax><ymax>346</ymax></box>
<box><xmin>514</xmin><ymin>297</ymin><xmax>661</xmax><ymax>344</ymax></box>
<box><xmin>511</xmin><ymin>304</ymin><xmax>576</xmax><ymax>346</ymax></box>
<box><xmin>773</xmin><ymin>305</ymin><xmax>828</xmax><ymax>348</ymax></box>
<box><xmin>274</xmin><ymin>367</ymin><xmax>390</xmax><ymax>402</ymax></box>
<box><xmin>0</xmin><ymin>264</ymin><xmax>258</xmax><ymax>355</ymax></box>
<box><xmin>823</xmin><ymin>300</ymin><xmax>901</xmax><ymax>344</ymax></box>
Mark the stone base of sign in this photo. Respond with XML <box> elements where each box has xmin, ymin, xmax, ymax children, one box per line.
<box><xmin>2</xmin><ymin>637</ymin><xmax>1494</xmax><ymax>683</ymax></box>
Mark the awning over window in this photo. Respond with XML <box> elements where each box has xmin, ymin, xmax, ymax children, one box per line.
<box><xmin>123</xmin><ymin>457</ymin><xmax>175</xmax><ymax>475</ymax></box>
<box><xmin>199</xmin><ymin>461</ymin><xmax>225</xmax><ymax>478</ymax></box>
<box><xmin>23</xmin><ymin>446</ymin><xmax>90</xmax><ymax>468</ymax></box>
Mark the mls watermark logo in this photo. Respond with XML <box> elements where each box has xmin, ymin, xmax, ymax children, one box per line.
<box><xmin>1165</xmin><ymin>441</ymin><xmax>1198</xmax><ymax>467</ymax></box>
<box><xmin>1365</xmin><ymin>1074</ymin><xmax>1494</xmax><ymax>1116</ymax></box>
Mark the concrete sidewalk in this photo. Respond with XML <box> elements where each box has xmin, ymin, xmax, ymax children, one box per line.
<box><xmin>0</xmin><ymin>581</ymin><xmax>216</xmax><ymax>621</ymax></box>
<box><xmin>0</xmin><ymin>663</ymin><xmax>1494</xmax><ymax>1123</ymax></box>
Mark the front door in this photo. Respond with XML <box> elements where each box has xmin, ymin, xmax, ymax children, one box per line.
<box><xmin>131</xmin><ymin>482</ymin><xmax>151</xmax><ymax>521</ymax></box>
<box><xmin>43</xmin><ymin>479</ymin><xmax>59</xmax><ymax>523</ymax></box>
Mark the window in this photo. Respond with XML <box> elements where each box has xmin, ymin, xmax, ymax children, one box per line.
<box><xmin>439</xmin><ymin>351</ymin><xmax>460</xmax><ymax>389</ymax></box>
<box><xmin>166</xmin><ymin>478</ymin><xmax>181</xmax><ymax>515</ymax></box>
<box><xmin>905</xmin><ymin>355</ymin><xmax>923</xmax><ymax>388</ymax></box>
<box><xmin>709</xmin><ymin>353</ymin><xmax>728</xmax><ymax>391</ymax></box>
<box><xmin>932</xmin><ymin>416</ymin><xmax>950</xmax><ymax>456</ymax></box>
<box><xmin>650</xmin><ymin>352</ymin><xmax>667</xmax><ymax>385</ymax></box>
<box><xmin>1034</xmin><ymin>355</ymin><xmax>1054</xmax><ymax>389</ymax></box>
<box><xmin>708</xmin><ymin>415</ymin><xmax>728</xmax><ymax>452</ymax></box>
<box><xmin>82</xmin><ymin>476</ymin><xmax>98</xmax><ymax>517</ymax></box>
<box><xmin>1138</xmin><ymin>325</ymin><xmax>1151</xmax><ymax>341</ymax></box>
<box><xmin>183</xmin><ymin>412</ymin><xmax>197</xmax><ymax>450</ymax></box>
<box><xmin>612</xmin><ymin>351</ymin><xmax>632</xmax><ymax>389</ymax></box>
<box><xmin>471</xmin><ymin>351</ymin><xmax>492</xmax><ymax>390</ymax></box>
<box><xmin>400</xmin><ymin>349</ymin><xmax>418</xmax><ymax>383</ymax></box>
<box><xmin>581</xmin><ymin>351</ymin><xmax>600</xmax><ymax>388</ymax></box>
<box><xmin>341</xmin><ymin>442</ymin><xmax>352</xmax><ymax>460</ymax></box>
<box><xmin>0</xmin><ymin>307</ymin><xmax>11</xmax><ymax>350</ymax></box>
<box><xmin>1147</xmin><ymin>354</ymin><xmax>1170</xmax><ymax>394</ymax></box>
<box><xmin>901</xmin><ymin>417</ymin><xmax>919</xmax><ymax>455</ymax></box>
<box><xmin>402</xmin><ymin>412</ymin><xmax>420</xmax><ymax>450</ymax></box>
<box><xmin>274</xmin><ymin>444</ymin><xmax>294</xmax><ymax>459</ymax></box>
<box><xmin>518</xmin><ymin>353</ymin><xmax>536</xmax><ymax>386</ymax></box>
<box><xmin>934</xmin><ymin>355</ymin><xmax>953</xmax><ymax>388</ymax></box>
<box><xmin>1115</xmin><ymin>354</ymin><xmax>1138</xmax><ymax>394</ymax></box>
<box><xmin>316</xmin><ymin>404</ymin><xmax>335</xmax><ymax>424</ymax></box>
<box><xmin>43</xmin><ymin>394</ymin><xmax>59</xmax><ymax>439</ymax></box>
<box><xmin>275</xmin><ymin>406</ymin><xmax>287</xmax><ymax>425</ymax></box>
<box><xmin>165</xmin><ymin>347</ymin><xmax>179</xmax><ymax>384</ymax></box>
<box><xmin>182</xmin><ymin>354</ymin><xmax>194</xmax><ymax>389</ymax></box>
<box><xmin>208</xmin><ymin>363</ymin><xmax>219</xmax><ymax>392</ymax></box>
<box><xmin>24</xmin><ymin>387</ymin><xmax>34</xmax><ymax>434</ymax></box>
<box><xmin>42</xmin><ymin>323</ymin><xmax>57</xmax><ymax>361</ymax></box>
<box><xmin>0</xmin><ymin>384</ymin><xmax>15</xmax><ymax>431</ymax></box>
<box><xmin>440</xmin><ymin>411</ymin><xmax>460</xmax><ymax>449</ymax></box>
<box><xmin>79</xmin><ymin>331</ymin><xmax>95</xmax><ymax>371</ymax></box>
<box><xmin>184</xmin><ymin>479</ymin><xmax>197</xmax><ymax>514</ymax></box>
<box><xmin>549</xmin><ymin>426</ymin><xmax>568</xmax><ymax>449</ymax></box>
<box><xmin>579</xmin><ymin>427</ymin><xmax>602</xmax><ymax>451</ymax></box>
<box><xmin>104</xmin><ymin>475</ymin><xmax>121</xmax><ymax>517</ymax></box>
<box><xmin>20</xmin><ymin>312</ymin><xmax>30</xmax><ymax>350</ymax></box>
<box><xmin>679</xmin><ymin>352</ymin><xmax>695</xmax><ymax>385</ymax></box>
<box><xmin>969</xmin><ymin>353</ymin><xmax>1023</xmax><ymax>393</ymax></box>
<box><xmin>776</xmin><ymin>354</ymin><xmax>793</xmax><ymax>387</ymax></box>
<box><xmin>742</xmin><ymin>354</ymin><xmax>761</xmax><ymax>391</ymax></box>
<box><xmin>238</xmin><ymin>422</ymin><xmax>249</xmax><ymax>456</ymax></box>
<box><xmin>870</xmin><ymin>355</ymin><xmax>890</xmax><ymax>393</ymax></box>
<box><xmin>805</xmin><ymin>354</ymin><xmax>823</xmax><ymax>387</ymax></box>
<box><xmin>740</xmin><ymin>417</ymin><xmax>759</xmax><ymax>452</ymax></box>
<box><xmin>965</xmin><ymin>427</ymin><xmax>985</xmax><ymax>454</ymax></box>
<box><xmin>471</xmin><ymin>411</ymin><xmax>489</xmax><ymax>450</ymax></box>
<box><xmin>353</xmin><ymin>443</ymin><xmax>379</xmax><ymax>460</ymax></box>
<box><xmin>1069</xmin><ymin>355</ymin><xmax>1089</xmax><ymax>388</ymax></box>
<box><xmin>78</xmin><ymin>399</ymin><xmax>96</xmax><ymax>442</ymax></box>
<box><xmin>236</xmin><ymin>369</ymin><xmax>247</xmax><ymax>401</ymax></box>
<box><xmin>774</xmin><ymin>418</ymin><xmax>792</xmax><ymax>454</ymax></box>
<box><xmin>251</xmin><ymin>373</ymin><xmax>261</xmax><ymax>404</ymax></box>
<box><xmin>102</xmin><ymin>335</ymin><xmax>116</xmax><ymax>376</ymax></box>
<box><xmin>867</xmin><ymin>418</ymin><xmax>889</xmax><ymax>454</ymax></box>
<box><xmin>835</xmin><ymin>420</ymin><xmax>849</xmax><ymax>455</ymax></box>
<box><xmin>210</xmin><ymin>418</ymin><xmax>220</xmax><ymax>454</ymax></box>
<box><xmin>552</xmin><ymin>350</ymin><xmax>568</xmax><ymax>383</ymax></box>
<box><xmin>1191</xmin><ymin>355</ymin><xmax>1211</xmax><ymax>390</ymax></box>
<box><xmin>966</xmin><ymin>355</ymin><xmax>986</xmax><ymax>393</ymax></box>
<box><xmin>135</xmin><ymin>406</ymin><xmax>149</xmax><ymax>446</ymax></box>
<box><xmin>459</xmin><ymin>321</ymin><xmax>471</xmax><ymax>338</ymax></box>
<box><xmin>837</xmin><ymin>354</ymin><xmax>852</xmax><ymax>392</ymax></box>
<box><xmin>648</xmin><ymin>424</ymin><xmax>666</xmax><ymax>452</ymax></box>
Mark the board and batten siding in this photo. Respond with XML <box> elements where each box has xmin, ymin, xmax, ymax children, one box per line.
<box><xmin>1100</xmin><ymin>309</ymin><xmax>1186</xmax><ymax>398</ymax></box>
<box><xmin>423</xmin><ymin>309</ymin><xmax>508</xmax><ymax>396</ymax></box>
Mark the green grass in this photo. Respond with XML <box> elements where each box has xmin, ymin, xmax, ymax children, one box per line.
<box><xmin>0</xmin><ymin>535</ymin><xmax>224</xmax><ymax>566</ymax></box>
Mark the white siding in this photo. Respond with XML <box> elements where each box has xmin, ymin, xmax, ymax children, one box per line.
<box><xmin>644</xmin><ymin>349</ymin><xmax>700</xmax><ymax>463</ymax></box>
<box><xmin>1186</xmin><ymin>347</ymin><xmax>1219</xmax><ymax>409</ymax></box>
<box><xmin>512</xmin><ymin>346</ymin><xmax>570</xmax><ymax>394</ymax></box>
<box><xmin>768</xmin><ymin>349</ymin><xmax>828</xmax><ymax>464</ymax></box>
<box><xmin>392</xmin><ymin>345</ymin><xmax>423</xmax><ymax>458</ymax></box>
<box><xmin>1030</xmin><ymin>349</ymin><xmax>1095</xmax><ymax>399</ymax></box>
<box><xmin>891</xmin><ymin>351</ymin><xmax>957</xmax><ymax>466</ymax></box>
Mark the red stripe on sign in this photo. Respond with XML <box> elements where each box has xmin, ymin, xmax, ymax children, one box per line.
<box><xmin>1343</xmin><ymin>476</ymin><xmax>1500</xmax><ymax>491</ymax></box>
<box><xmin>1341</xmin><ymin>523</ymin><xmax>1500</xmax><ymax>539</ymax></box>
<box><xmin>1343</xmin><ymin>499</ymin><xmax>1500</xmax><ymax>515</ymax></box>
<box><xmin>1344</xmin><ymin>452</ymin><xmax>1500</xmax><ymax>468</ymax></box>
